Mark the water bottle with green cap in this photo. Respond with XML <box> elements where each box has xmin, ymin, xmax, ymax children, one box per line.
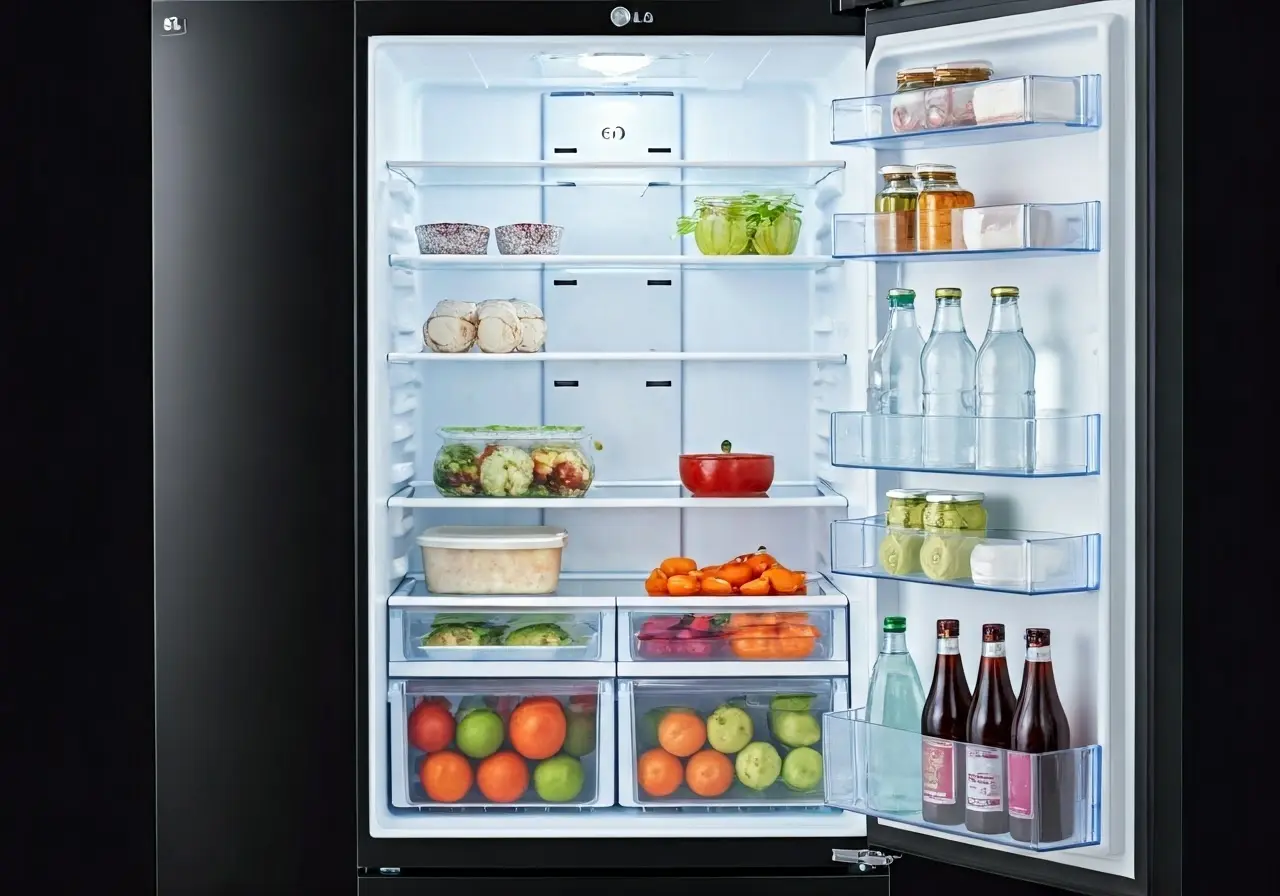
<box><xmin>866</xmin><ymin>615</ymin><xmax>926</xmax><ymax>814</ymax></box>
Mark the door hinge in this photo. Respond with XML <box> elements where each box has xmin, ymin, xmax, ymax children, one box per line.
<box><xmin>831</xmin><ymin>0</ymin><xmax>899</xmax><ymax>16</ymax></box>
<box><xmin>378</xmin><ymin>867</ymin><xmax>402</xmax><ymax>875</ymax></box>
<box><xmin>832</xmin><ymin>849</ymin><xmax>899</xmax><ymax>871</ymax></box>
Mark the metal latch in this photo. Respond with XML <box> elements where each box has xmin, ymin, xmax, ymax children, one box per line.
<box><xmin>832</xmin><ymin>849</ymin><xmax>898</xmax><ymax>870</ymax></box>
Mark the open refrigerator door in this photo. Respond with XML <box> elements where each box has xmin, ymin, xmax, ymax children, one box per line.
<box><xmin>362</xmin><ymin>0</ymin><xmax>1154</xmax><ymax>890</ymax></box>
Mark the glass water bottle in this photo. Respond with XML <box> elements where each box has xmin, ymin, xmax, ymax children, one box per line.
<box><xmin>921</xmin><ymin>287</ymin><xmax>977</xmax><ymax>469</ymax></box>
<box><xmin>976</xmin><ymin>285</ymin><xmax>1037</xmax><ymax>472</ymax></box>
<box><xmin>866</xmin><ymin>288</ymin><xmax>925</xmax><ymax>465</ymax></box>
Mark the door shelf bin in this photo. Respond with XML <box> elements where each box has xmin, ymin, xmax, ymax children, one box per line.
<box><xmin>618</xmin><ymin>677</ymin><xmax>849</xmax><ymax>809</ymax></box>
<box><xmin>389</xmin><ymin>583</ymin><xmax>616</xmax><ymax>669</ymax></box>
<box><xmin>829</xmin><ymin>412</ymin><xmax>1101</xmax><ymax>477</ymax></box>
<box><xmin>830</xmin><ymin>74</ymin><xmax>1101</xmax><ymax>149</ymax></box>
<box><xmin>616</xmin><ymin>590</ymin><xmax>848</xmax><ymax>677</ymax></box>
<box><xmin>390</xmin><ymin>678</ymin><xmax>615</xmax><ymax>809</ymax></box>
<box><xmin>830</xmin><ymin>516</ymin><xmax>1101</xmax><ymax>595</ymax></box>
<box><xmin>822</xmin><ymin>709</ymin><xmax>1102</xmax><ymax>852</ymax></box>
<box><xmin>831</xmin><ymin>202</ymin><xmax>1100</xmax><ymax>261</ymax></box>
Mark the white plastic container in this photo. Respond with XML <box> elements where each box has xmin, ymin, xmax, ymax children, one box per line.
<box><xmin>417</xmin><ymin>525</ymin><xmax>569</xmax><ymax>595</ymax></box>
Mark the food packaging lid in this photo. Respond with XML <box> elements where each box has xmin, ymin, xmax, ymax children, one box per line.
<box><xmin>886</xmin><ymin>488</ymin><xmax>930</xmax><ymax>500</ymax></box>
<box><xmin>924</xmin><ymin>491</ymin><xmax>985</xmax><ymax>503</ymax></box>
<box><xmin>437</xmin><ymin>425</ymin><xmax>589</xmax><ymax>441</ymax></box>
<box><xmin>417</xmin><ymin>525</ymin><xmax>569</xmax><ymax>550</ymax></box>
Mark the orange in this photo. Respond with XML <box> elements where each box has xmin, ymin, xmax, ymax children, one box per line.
<box><xmin>476</xmin><ymin>751</ymin><xmax>530</xmax><ymax>803</ymax></box>
<box><xmin>509</xmin><ymin>699</ymin><xmax>567</xmax><ymax>760</ymax></box>
<box><xmin>419</xmin><ymin>750</ymin><xmax>473</xmax><ymax>803</ymax></box>
<box><xmin>685</xmin><ymin>749</ymin><xmax>734</xmax><ymax>797</ymax></box>
<box><xmin>637</xmin><ymin>747</ymin><xmax>683</xmax><ymax>797</ymax></box>
<box><xmin>657</xmin><ymin>711</ymin><xmax>706</xmax><ymax>758</ymax></box>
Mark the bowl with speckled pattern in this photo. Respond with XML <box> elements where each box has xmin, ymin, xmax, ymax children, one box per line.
<box><xmin>495</xmin><ymin>223</ymin><xmax>563</xmax><ymax>256</ymax></box>
<box><xmin>415</xmin><ymin>223</ymin><xmax>490</xmax><ymax>255</ymax></box>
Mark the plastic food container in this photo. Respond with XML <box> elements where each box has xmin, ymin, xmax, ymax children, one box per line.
<box><xmin>417</xmin><ymin>525</ymin><xmax>569</xmax><ymax>595</ymax></box>
<box><xmin>432</xmin><ymin>426</ymin><xmax>597</xmax><ymax>498</ymax></box>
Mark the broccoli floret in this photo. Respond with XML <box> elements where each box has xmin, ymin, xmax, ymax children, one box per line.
<box><xmin>503</xmin><ymin>623</ymin><xmax>572</xmax><ymax>646</ymax></box>
<box><xmin>422</xmin><ymin>624</ymin><xmax>503</xmax><ymax>647</ymax></box>
<box><xmin>478</xmin><ymin>445</ymin><xmax>534</xmax><ymax>497</ymax></box>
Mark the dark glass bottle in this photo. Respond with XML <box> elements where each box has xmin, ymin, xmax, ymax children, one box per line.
<box><xmin>963</xmin><ymin>622</ymin><xmax>1017</xmax><ymax>834</ymax></box>
<box><xmin>1009</xmin><ymin>628</ymin><xmax>1074</xmax><ymax>844</ymax></box>
<box><xmin>921</xmin><ymin>618</ymin><xmax>973</xmax><ymax>826</ymax></box>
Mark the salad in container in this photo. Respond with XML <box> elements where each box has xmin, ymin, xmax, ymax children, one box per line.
<box><xmin>432</xmin><ymin>425</ymin><xmax>598</xmax><ymax>498</ymax></box>
<box><xmin>675</xmin><ymin>193</ymin><xmax>803</xmax><ymax>256</ymax></box>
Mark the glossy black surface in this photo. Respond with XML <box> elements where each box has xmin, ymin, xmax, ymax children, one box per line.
<box><xmin>153</xmin><ymin>3</ymin><xmax>356</xmax><ymax>894</ymax></box>
<box><xmin>862</xmin><ymin>1</ymin><xmax>1183</xmax><ymax>894</ymax></box>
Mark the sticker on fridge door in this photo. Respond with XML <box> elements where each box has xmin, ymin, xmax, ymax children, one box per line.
<box><xmin>1007</xmin><ymin>751</ymin><xmax>1034</xmax><ymax>819</ymax></box>
<box><xmin>922</xmin><ymin>737</ymin><xmax>957</xmax><ymax>805</ymax></box>
<box><xmin>965</xmin><ymin>746</ymin><xmax>1003</xmax><ymax>811</ymax></box>
<box><xmin>160</xmin><ymin>16</ymin><xmax>186</xmax><ymax>36</ymax></box>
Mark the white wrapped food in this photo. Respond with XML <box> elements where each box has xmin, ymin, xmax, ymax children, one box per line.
<box><xmin>423</xmin><ymin>300</ymin><xmax>478</xmax><ymax>353</ymax></box>
<box><xmin>972</xmin><ymin>78</ymin><xmax>1078</xmax><ymax>126</ymax></box>
<box><xmin>475</xmin><ymin>299</ymin><xmax>522</xmax><ymax>353</ymax></box>
<box><xmin>960</xmin><ymin>205</ymin><xmax>1057</xmax><ymax>251</ymax></box>
<box><xmin>509</xmin><ymin>299</ymin><xmax>547</xmax><ymax>353</ymax></box>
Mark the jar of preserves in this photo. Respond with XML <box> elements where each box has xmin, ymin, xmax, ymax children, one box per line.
<box><xmin>920</xmin><ymin>491</ymin><xmax>988</xmax><ymax>582</ymax></box>
<box><xmin>924</xmin><ymin>61</ymin><xmax>993</xmax><ymax>129</ymax></box>
<box><xmin>886</xmin><ymin>488</ymin><xmax>930</xmax><ymax>529</ymax></box>
<box><xmin>890</xmin><ymin>66</ymin><xmax>936</xmax><ymax>133</ymax></box>
<box><xmin>874</xmin><ymin>165</ymin><xmax>919</xmax><ymax>253</ymax></box>
<box><xmin>915</xmin><ymin>164</ymin><xmax>976</xmax><ymax>252</ymax></box>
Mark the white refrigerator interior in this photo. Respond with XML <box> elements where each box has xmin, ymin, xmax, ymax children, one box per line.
<box><xmin>365</xmin><ymin>0</ymin><xmax>1136</xmax><ymax>884</ymax></box>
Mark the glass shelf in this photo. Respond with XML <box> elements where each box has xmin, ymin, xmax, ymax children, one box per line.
<box><xmin>830</xmin><ymin>74</ymin><xmax>1100</xmax><ymax>149</ymax></box>
<box><xmin>829</xmin><ymin>516</ymin><xmax>1100</xmax><ymax>595</ymax></box>
<box><xmin>831</xmin><ymin>202</ymin><xmax>1100</xmax><ymax>261</ymax></box>
<box><xmin>385</xmin><ymin>159</ymin><xmax>845</xmax><ymax>188</ymax></box>
<box><xmin>388</xmin><ymin>253</ymin><xmax>842</xmax><ymax>272</ymax></box>
<box><xmin>389</xmin><ymin>480</ymin><xmax>849</xmax><ymax>510</ymax></box>
<box><xmin>822</xmin><ymin>709</ymin><xmax>1102</xmax><ymax>852</ymax></box>
<box><xmin>829</xmin><ymin>412</ymin><xmax>1101</xmax><ymax>477</ymax></box>
<box><xmin>388</xmin><ymin>350</ymin><xmax>846</xmax><ymax>364</ymax></box>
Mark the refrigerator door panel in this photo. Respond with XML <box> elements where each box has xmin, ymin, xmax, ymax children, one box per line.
<box><xmin>153</xmin><ymin>2</ymin><xmax>356</xmax><ymax>893</ymax></box>
<box><xmin>840</xmin><ymin>1</ymin><xmax>1178</xmax><ymax>894</ymax></box>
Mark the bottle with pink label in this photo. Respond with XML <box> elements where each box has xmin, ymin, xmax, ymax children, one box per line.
<box><xmin>963</xmin><ymin>622</ymin><xmax>1017</xmax><ymax>835</ymax></box>
<box><xmin>1009</xmin><ymin>627</ymin><xmax>1073</xmax><ymax>844</ymax></box>
<box><xmin>921</xmin><ymin>618</ymin><xmax>973</xmax><ymax>827</ymax></box>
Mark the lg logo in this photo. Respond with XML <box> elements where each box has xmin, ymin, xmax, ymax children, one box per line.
<box><xmin>610</xmin><ymin>6</ymin><xmax>653</xmax><ymax>27</ymax></box>
<box><xmin>600</xmin><ymin>126</ymin><xmax>626</xmax><ymax>140</ymax></box>
<box><xmin>161</xmin><ymin>16</ymin><xmax>187</xmax><ymax>36</ymax></box>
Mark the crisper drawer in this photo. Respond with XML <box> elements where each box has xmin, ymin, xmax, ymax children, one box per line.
<box><xmin>389</xmin><ymin>678</ymin><xmax>615</xmax><ymax>810</ymax></box>
<box><xmin>388</xmin><ymin>575</ymin><xmax>616</xmax><ymax>677</ymax></box>
<box><xmin>616</xmin><ymin>582</ymin><xmax>848</xmax><ymax>677</ymax></box>
<box><xmin>618</xmin><ymin>677</ymin><xmax>848</xmax><ymax>809</ymax></box>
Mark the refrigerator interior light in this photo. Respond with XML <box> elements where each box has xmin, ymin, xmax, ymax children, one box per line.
<box><xmin>576</xmin><ymin>53</ymin><xmax>653</xmax><ymax>77</ymax></box>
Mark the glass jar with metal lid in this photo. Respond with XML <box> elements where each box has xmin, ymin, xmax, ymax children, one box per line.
<box><xmin>874</xmin><ymin>165</ymin><xmax>920</xmax><ymax>253</ymax></box>
<box><xmin>885</xmin><ymin>487</ymin><xmax>930</xmax><ymax>529</ymax></box>
<box><xmin>925</xmin><ymin>61</ymin><xmax>994</xmax><ymax>129</ymax></box>
<box><xmin>915</xmin><ymin>164</ymin><xmax>975</xmax><ymax>252</ymax></box>
<box><xmin>922</xmin><ymin>491</ymin><xmax>988</xmax><ymax>531</ymax></box>
<box><xmin>891</xmin><ymin>66</ymin><xmax>936</xmax><ymax>133</ymax></box>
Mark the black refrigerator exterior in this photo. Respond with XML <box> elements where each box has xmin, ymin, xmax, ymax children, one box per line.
<box><xmin>152</xmin><ymin>1</ymin><xmax>1182</xmax><ymax>894</ymax></box>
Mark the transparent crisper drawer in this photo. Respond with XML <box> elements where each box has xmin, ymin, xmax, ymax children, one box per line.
<box><xmin>388</xmin><ymin>576</ymin><xmax>617</xmax><ymax>676</ymax></box>
<box><xmin>829</xmin><ymin>412</ymin><xmax>1101</xmax><ymax>477</ymax></box>
<box><xmin>830</xmin><ymin>516</ymin><xmax>1101</xmax><ymax>595</ymax></box>
<box><xmin>823</xmin><ymin>709</ymin><xmax>1101</xmax><ymax>852</ymax></box>
<box><xmin>831</xmin><ymin>202</ymin><xmax>1100</xmax><ymax>261</ymax></box>
<box><xmin>830</xmin><ymin>74</ymin><xmax>1100</xmax><ymax>149</ymax></box>
<box><xmin>616</xmin><ymin>586</ymin><xmax>848</xmax><ymax>676</ymax></box>
<box><xmin>389</xmin><ymin>678</ymin><xmax>615</xmax><ymax>809</ymax></box>
<box><xmin>618</xmin><ymin>677</ymin><xmax>848</xmax><ymax>809</ymax></box>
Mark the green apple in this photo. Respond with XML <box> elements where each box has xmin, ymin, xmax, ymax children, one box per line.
<box><xmin>781</xmin><ymin>746</ymin><xmax>823</xmax><ymax>792</ymax></box>
<box><xmin>706</xmin><ymin>705</ymin><xmax>754</xmax><ymax>754</ymax></box>
<box><xmin>735</xmin><ymin>742</ymin><xmax>782</xmax><ymax>791</ymax></box>
<box><xmin>533</xmin><ymin>755</ymin><xmax>585</xmax><ymax>802</ymax></box>
<box><xmin>455</xmin><ymin>708</ymin><xmax>504</xmax><ymax>759</ymax></box>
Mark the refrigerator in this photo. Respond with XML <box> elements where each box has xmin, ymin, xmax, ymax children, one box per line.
<box><xmin>152</xmin><ymin>1</ymin><xmax>1182</xmax><ymax>894</ymax></box>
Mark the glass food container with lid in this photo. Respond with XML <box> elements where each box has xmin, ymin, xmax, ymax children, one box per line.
<box><xmin>874</xmin><ymin>165</ymin><xmax>920</xmax><ymax>253</ymax></box>
<box><xmin>919</xmin><ymin>491</ymin><xmax>988</xmax><ymax>583</ymax></box>
<box><xmin>915</xmin><ymin>164</ymin><xmax>976</xmax><ymax>252</ymax></box>
<box><xmin>432</xmin><ymin>425</ymin><xmax>597</xmax><ymax>498</ymax></box>
<box><xmin>886</xmin><ymin>487</ymin><xmax>930</xmax><ymax>529</ymax></box>
<box><xmin>879</xmin><ymin>488</ymin><xmax>931</xmax><ymax>576</ymax></box>
<box><xmin>891</xmin><ymin>66</ymin><xmax>936</xmax><ymax>133</ymax></box>
<box><xmin>925</xmin><ymin>61</ymin><xmax>994</xmax><ymax>129</ymax></box>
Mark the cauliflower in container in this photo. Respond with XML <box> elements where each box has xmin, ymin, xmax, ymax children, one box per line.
<box><xmin>432</xmin><ymin>426</ymin><xmax>597</xmax><ymax>498</ymax></box>
<box><xmin>477</xmin><ymin>444</ymin><xmax>535</xmax><ymax>497</ymax></box>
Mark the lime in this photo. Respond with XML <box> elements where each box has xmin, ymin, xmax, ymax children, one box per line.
<box><xmin>455</xmin><ymin>708</ymin><xmax>504</xmax><ymax>759</ymax></box>
<box><xmin>533</xmin><ymin>755</ymin><xmax>585</xmax><ymax>802</ymax></box>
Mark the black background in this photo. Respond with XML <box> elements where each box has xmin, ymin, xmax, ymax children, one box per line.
<box><xmin>3</xmin><ymin>0</ymin><xmax>1250</xmax><ymax>892</ymax></box>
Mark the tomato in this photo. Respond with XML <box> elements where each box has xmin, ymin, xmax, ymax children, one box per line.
<box><xmin>509</xmin><ymin>699</ymin><xmax>567</xmax><ymax>760</ymax></box>
<box><xmin>407</xmin><ymin>699</ymin><xmax>455</xmax><ymax>752</ymax></box>
<box><xmin>476</xmin><ymin>751</ymin><xmax>530</xmax><ymax>803</ymax></box>
<box><xmin>419</xmin><ymin>751</ymin><xmax>472</xmax><ymax>803</ymax></box>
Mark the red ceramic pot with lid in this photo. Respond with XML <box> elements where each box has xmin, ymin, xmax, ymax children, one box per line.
<box><xmin>679</xmin><ymin>440</ymin><xmax>775</xmax><ymax>497</ymax></box>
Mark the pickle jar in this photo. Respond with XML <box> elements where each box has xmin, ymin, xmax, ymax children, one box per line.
<box><xmin>924</xmin><ymin>61</ymin><xmax>993</xmax><ymax>129</ymax></box>
<box><xmin>922</xmin><ymin>491</ymin><xmax>988</xmax><ymax>532</ymax></box>
<box><xmin>885</xmin><ymin>487</ymin><xmax>930</xmax><ymax>529</ymax></box>
<box><xmin>914</xmin><ymin>164</ymin><xmax>976</xmax><ymax>252</ymax></box>
<box><xmin>890</xmin><ymin>66</ymin><xmax>936</xmax><ymax>133</ymax></box>
<box><xmin>874</xmin><ymin>165</ymin><xmax>920</xmax><ymax>253</ymax></box>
